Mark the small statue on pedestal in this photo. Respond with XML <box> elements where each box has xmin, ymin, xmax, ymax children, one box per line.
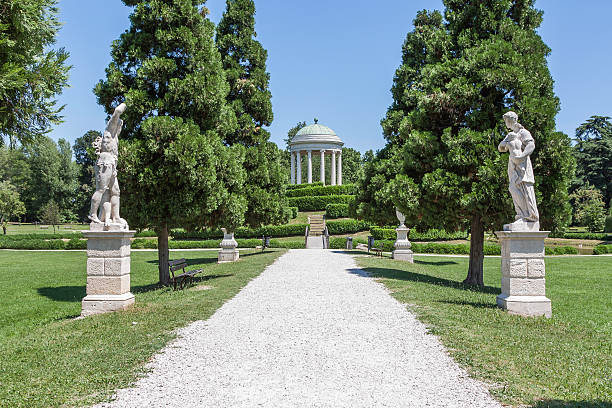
<box><xmin>498</xmin><ymin>111</ymin><xmax>539</xmax><ymax>231</ymax></box>
<box><xmin>88</xmin><ymin>103</ymin><xmax>129</xmax><ymax>230</ymax></box>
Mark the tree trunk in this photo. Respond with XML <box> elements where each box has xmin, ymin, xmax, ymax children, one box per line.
<box><xmin>464</xmin><ymin>214</ymin><xmax>484</xmax><ymax>286</ymax></box>
<box><xmin>158</xmin><ymin>223</ymin><xmax>170</xmax><ymax>286</ymax></box>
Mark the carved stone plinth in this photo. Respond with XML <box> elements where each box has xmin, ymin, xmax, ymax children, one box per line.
<box><xmin>495</xmin><ymin>231</ymin><xmax>551</xmax><ymax>318</ymax></box>
<box><xmin>82</xmin><ymin>230</ymin><xmax>136</xmax><ymax>316</ymax></box>
<box><xmin>218</xmin><ymin>229</ymin><xmax>239</xmax><ymax>263</ymax></box>
<box><xmin>392</xmin><ymin>225</ymin><xmax>413</xmax><ymax>263</ymax></box>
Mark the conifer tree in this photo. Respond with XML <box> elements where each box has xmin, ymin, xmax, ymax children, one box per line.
<box><xmin>95</xmin><ymin>0</ymin><xmax>246</xmax><ymax>284</ymax></box>
<box><xmin>360</xmin><ymin>1</ymin><xmax>574</xmax><ymax>285</ymax></box>
<box><xmin>216</xmin><ymin>0</ymin><xmax>287</xmax><ymax>226</ymax></box>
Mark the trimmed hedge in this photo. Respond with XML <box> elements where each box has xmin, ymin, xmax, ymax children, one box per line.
<box><xmin>288</xmin><ymin>207</ymin><xmax>299</xmax><ymax>219</ymax></box>
<box><xmin>593</xmin><ymin>245</ymin><xmax>612</xmax><ymax>255</ymax></box>
<box><xmin>286</xmin><ymin>182</ymin><xmax>323</xmax><ymax>190</ymax></box>
<box><xmin>287</xmin><ymin>195</ymin><xmax>354</xmax><ymax>211</ymax></box>
<box><xmin>369</xmin><ymin>227</ymin><xmax>468</xmax><ymax>242</ymax></box>
<box><xmin>4</xmin><ymin>232</ymin><xmax>84</xmax><ymax>240</ymax></box>
<box><xmin>286</xmin><ymin>184</ymin><xmax>357</xmax><ymax>197</ymax></box>
<box><xmin>0</xmin><ymin>237</ymin><xmax>87</xmax><ymax>250</ymax></box>
<box><xmin>325</xmin><ymin>203</ymin><xmax>349</xmax><ymax>219</ymax></box>
<box><xmin>172</xmin><ymin>224</ymin><xmax>308</xmax><ymax>240</ymax></box>
<box><xmin>326</xmin><ymin>219</ymin><xmax>370</xmax><ymax>234</ymax></box>
<box><xmin>131</xmin><ymin>238</ymin><xmax>305</xmax><ymax>250</ymax></box>
<box><xmin>604</xmin><ymin>216</ymin><xmax>612</xmax><ymax>233</ymax></box>
<box><xmin>548</xmin><ymin>232</ymin><xmax>612</xmax><ymax>240</ymax></box>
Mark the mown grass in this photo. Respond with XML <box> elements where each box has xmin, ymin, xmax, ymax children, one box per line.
<box><xmin>3</xmin><ymin>223</ymin><xmax>86</xmax><ymax>235</ymax></box>
<box><xmin>0</xmin><ymin>249</ymin><xmax>285</xmax><ymax>407</ymax></box>
<box><xmin>355</xmin><ymin>254</ymin><xmax>612</xmax><ymax>407</ymax></box>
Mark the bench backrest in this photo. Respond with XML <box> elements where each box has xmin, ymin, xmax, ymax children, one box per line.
<box><xmin>168</xmin><ymin>258</ymin><xmax>188</xmax><ymax>277</ymax></box>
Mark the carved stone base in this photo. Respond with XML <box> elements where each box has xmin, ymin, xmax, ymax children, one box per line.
<box><xmin>495</xmin><ymin>230</ymin><xmax>551</xmax><ymax>318</ymax></box>
<box><xmin>82</xmin><ymin>229</ymin><xmax>136</xmax><ymax>316</ymax></box>
<box><xmin>496</xmin><ymin>294</ymin><xmax>551</xmax><ymax>318</ymax></box>
<box><xmin>82</xmin><ymin>293</ymin><xmax>135</xmax><ymax>317</ymax></box>
<box><xmin>218</xmin><ymin>249</ymin><xmax>239</xmax><ymax>263</ymax></box>
<box><xmin>392</xmin><ymin>249</ymin><xmax>414</xmax><ymax>262</ymax></box>
<box><xmin>503</xmin><ymin>220</ymin><xmax>540</xmax><ymax>232</ymax></box>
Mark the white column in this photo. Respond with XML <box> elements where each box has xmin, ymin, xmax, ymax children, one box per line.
<box><xmin>307</xmin><ymin>150</ymin><xmax>312</xmax><ymax>184</ymax></box>
<box><xmin>338</xmin><ymin>151</ymin><xmax>342</xmax><ymax>186</ymax></box>
<box><xmin>296</xmin><ymin>151</ymin><xmax>302</xmax><ymax>184</ymax></box>
<box><xmin>331</xmin><ymin>150</ymin><xmax>337</xmax><ymax>186</ymax></box>
<box><xmin>320</xmin><ymin>150</ymin><xmax>325</xmax><ymax>185</ymax></box>
<box><xmin>290</xmin><ymin>151</ymin><xmax>295</xmax><ymax>185</ymax></box>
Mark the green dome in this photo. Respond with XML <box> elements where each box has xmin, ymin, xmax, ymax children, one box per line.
<box><xmin>295</xmin><ymin>123</ymin><xmax>336</xmax><ymax>137</ymax></box>
<box><xmin>291</xmin><ymin>123</ymin><xmax>343</xmax><ymax>145</ymax></box>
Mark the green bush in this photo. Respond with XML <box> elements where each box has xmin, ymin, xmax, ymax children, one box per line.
<box><xmin>65</xmin><ymin>238</ymin><xmax>87</xmax><ymax>250</ymax></box>
<box><xmin>369</xmin><ymin>227</ymin><xmax>468</xmax><ymax>242</ymax></box>
<box><xmin>172</xmin><ymin>224</ymin><xmax>308</xmax><ymax>240</ymax></box>
<box><xmin>545</xmin><ymin>246</ymin><xmax>580</xmax><ymax>255</ymax></box>
<box><xmin>4</xmin><ymin>232</ymin><xmax>84</xmax><ymax>240</ymax></box>
<box><xmin>326</xmin><ymin>219</ymin><xmax>370</xmax><ymax>234</ymax></box>
<box><xmin>286</xmin><ymin>184</ymin><xmax>357</xmax><ymax>197</ymax></box>
<box><xmin>287</xmin><ymin>195</ymin><xmax>355</xmax><ymax>211</ymax></box>
<box><xmin>269</xmin><ymin>239</ymin><xmax>305</xmax><ymax>249</ymax></box>
<box><xmin>325</xmin><ymin>203</ymin><xmax>349</xmax><ymax>219</ymax></box>
<box><xmin>604</xmin><ymin>216</ymin><xmax>612</xmax><ymax>233</ymax></box>
<box><xmin>288</xmin><ymin>207</ymin><xmax>299</xmax><ymax>219</ymax></box>
<box><xmin>548</xmin><ymin>232</ymin><xmax>612</xmax><ymax>240</ymax></box>
<box><xmin>134</xmin><ymin>230</ymin><xmax>157</xmax><ymax>237</ymax></box>
<box><xmin>593</xmin><ymin>245</ymin><xmax>612</xmax><ymax>255</ymax></box>
<box><xmin>286</xmin><ymin>182</ymin><xmax>323</xmax><ymax>190</ymax></box>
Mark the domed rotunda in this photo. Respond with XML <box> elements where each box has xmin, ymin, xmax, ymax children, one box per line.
<box><xmin>289</xmin><ymin>120</ymin><xmax>344</xmax><ymax>185</ymax></box>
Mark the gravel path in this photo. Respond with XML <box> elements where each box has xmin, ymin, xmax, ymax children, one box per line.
<box><xmin>96</xmin><ymin>249</ymin><xmax>502</xmax><ymax>408</ymax></box>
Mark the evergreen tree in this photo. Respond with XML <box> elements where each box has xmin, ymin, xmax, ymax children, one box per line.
<box><xmin>73</xmin><ymin>130</ymin><xmax>100</xmax><ymax>221</ymax></box>
<box><xmin>95</xmin><ymin>0</ymin><xmax>246</xmax><ymax>285</ymax></box>
<box><xmin>364</xmin><ymin>1</ymin><xmax>574</xmax><ymax>285</ymax></box>
<box><xmin>216</xmin><ymin>0</ymin><xmax>273</xmax><ymax>147</ymax></box>
<box><xmin>216</xmin><ymin>0</ymin><xmax>287</xmax><ymax>226</ymax></box>
<box><xmin>0</xmin><ymin>0</ymin><xmax>70</xmax><ymax>147</ymax></box>
<box><xmin>573</xmin><ymin>115</ymin><xmax>612</xmax><ymax>207</ymax></box>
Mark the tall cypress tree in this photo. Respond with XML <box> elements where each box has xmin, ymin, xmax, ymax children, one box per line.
<box><xmin>95</xmin><ymin>0</ymin><xmax>246</xmax><ymax>284</ymax></box>
<box><xmin>216</xmin><ymin>0</ymin><xmax>287</xmax><ymax>226</ymax></box>
<box><xmin>363</xmin><ymin>1</ymin><xmax>574</xmax><ymax>285</ymax></box>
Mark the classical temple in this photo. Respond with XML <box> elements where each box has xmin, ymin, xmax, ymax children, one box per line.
<box><xmin>289</xmin><ymin>121</ymin><xmax>344</xmax><ymax>185</ymax></box>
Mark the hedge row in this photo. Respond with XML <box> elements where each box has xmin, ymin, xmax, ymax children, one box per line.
<box><xmin>326</xmin><ymin>219</ymin><xmax>371</xmax><ymax>234</ymax></box>
<box><xmin>0</xmin><ymin>238</ymin><xmax>86</xmax><ymax>250</ymax></box>
<box><xmin>287</xmin><ymin>207</ymin><xmax>299</xmax><ymax>219</ymax></box>
<box><xmin>286</xmin><ymin>182</ymin><xmax>323</xmax><ymax>190</ymax></box>
<box><xmin>325</xmin><ymin>203</ymin><xmax>349</xmax><ymax>219</ymax></box>
<box><xmin>287</xmin><ymin>195</ymin><xmax>354</xmax><ymax>211</ymax></box>
<box><xmin>369</xmin><ymin>227</ymin><xmax>468</xmax><ymax>242</ymax></box>
<box><xmin>132</xmin><ymin>238</ymin><xmax>306</xmax><ymax>250</ymax></box>
<box><xmin>286</xmin><ymin>184</ymin><xmax>357</xmax><ymax>197</ymax></box>
<box><xmin>548</xmin><ymin>232</ymin><xmax>612</xmax><ymax>240</ymax></box>
<box><xmin>593</xmin><ymin>245</ymin><xmax>612</xmax><ymax>255</ymax></box>
<box><xmin>172</xmin><ymin>224</ymin><xmax>308</xmax><ymax>240</ymax></box>
<box><xmin>4</xmin><ymin>232</ymin><xmax>84</xmax><ymax>240</ymax></box>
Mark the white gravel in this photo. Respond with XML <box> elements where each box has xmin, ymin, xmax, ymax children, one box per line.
<box><xmin>96</xmin><ymin>249</ymin><xmax>502</xmax><ymax>408</ymax></box>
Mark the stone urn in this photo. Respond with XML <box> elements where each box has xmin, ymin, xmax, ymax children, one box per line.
<box><xmin>392</xmin><ymin>208</ymin><xmax>413</xmax><ymax>262</ymax></box>
<box><xmin>218</xmin><ymin>228</ymin><xmax>239</xmax><ymax>263</ymax></box>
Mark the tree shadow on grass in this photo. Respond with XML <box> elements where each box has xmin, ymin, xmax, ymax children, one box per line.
<box><xmin>358</xmin><ymin>266</ymin><xmax>500</xmax><ymax>295</ymax></box>
<box><xmin>532</xmin><ymin>401</ymin><xmax>612</xmax><ymax>408</ymax></box>
<box><xmin>146</xmin><ymin>257</ymin><xmax>218</xmax><ymax>266</ymax></box>
<box><xmin>414</xmin><ymin>259</ymin><xmax>459</xmax><ymax>266</ymax></box>
<box><xmin>439</xmin><ymin>299</ymin><xmax>498</xmax><ymax>309</ymax></box>
<box><xmin>37</xmin><ymin>286</ymin><xmax>85</xmax><ymax>302</ymax></box>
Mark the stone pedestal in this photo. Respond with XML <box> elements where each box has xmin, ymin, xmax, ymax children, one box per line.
<box><xmin>218</xmin><ymin>229</ymin><xmax>239</xmax><ymax>263</ymax></box>
<box><xmin>82</xmin><ymin>229</ymin><xmax>136</xmax><ymax>316</ymax></box>
<box><xmin>392</xmin><ymin>225</ymin><xmax>413</xmax><ymax>263</ymax></box>
<box><xmin>495</xmin><ymin>231</ymin><xmax>551</xmax><ymax>318</ymax></box>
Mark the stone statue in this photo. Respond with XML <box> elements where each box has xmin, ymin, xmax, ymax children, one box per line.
<box><xmin>396</xmin><ymin>208</ymin><xmax>406</xmax><ymax>228</ymax></box>
<box><xmin>88</xmin><ymin>103</ymin><xmax>128</xmax><ymax>230</ymax></box>
<box><xmin>498</xmin><ymin>111</ymin><xmax>539</xmax><ymax>231</ymax></box>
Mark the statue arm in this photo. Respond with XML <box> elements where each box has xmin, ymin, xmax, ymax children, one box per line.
<box><xmin>105</xmin><ymin>103</ymin><xmax>127</xmax><ymax>139</ymax></box>
<box><xmin>498</xmin><ymin>135</ymin><xmax>509</xmax><ymax>152</ymax></box>
<box><xmin>516</xmin><ymin>140</ymin><xmax>535</xmax><ymax>159</ymax></box>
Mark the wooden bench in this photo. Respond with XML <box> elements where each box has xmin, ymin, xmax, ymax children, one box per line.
<box><xmin>371</xmin><ymin>241</ymin><xmax>384</xmax><ymax>257</ymax></box>
<box><xmin>168</xmin><ymin>258</ymin><xmax>203</xmax><ymax>290</ymax></box>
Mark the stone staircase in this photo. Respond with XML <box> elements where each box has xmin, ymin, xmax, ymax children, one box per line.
<box><xmin>308</xmin><ymin>215</ymin><xmax>326</xmax><ymax>236</ymax></box>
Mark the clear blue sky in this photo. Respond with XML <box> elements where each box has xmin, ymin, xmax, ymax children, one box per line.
<box><xmin>50</xmin><ymin>0</ymin><xmax>612</xmax><ymax>153</ymax></box>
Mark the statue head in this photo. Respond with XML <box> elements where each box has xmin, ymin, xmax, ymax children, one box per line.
<box><xmin>503</xmin><ymin>111</ymin><xmax>519</xmax><ymax>130</ymax></box>
<box><xmin>100</xmin><ymin>130</ymin><xmax>118</xmax><ymax>157</ymax></box>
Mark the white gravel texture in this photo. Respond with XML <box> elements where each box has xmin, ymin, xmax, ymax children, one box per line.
<box><xmin>96</xmin><ymin>249</ymin><xmax>502</xmax><ymax>408</ymax></box>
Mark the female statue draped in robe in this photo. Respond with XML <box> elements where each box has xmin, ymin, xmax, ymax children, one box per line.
<box><xmin>498</xmin><ymin>111</ymin><xmax>540</xmax><ymax>231</ymax></box>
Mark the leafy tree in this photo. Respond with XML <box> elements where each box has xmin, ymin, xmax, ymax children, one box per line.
<box><xmin>361</xmin><ymin>1</ymin><xmax>574</xmax><ymax>286</ymax></box>
<box><xmin>0</xmin><ymin>145</ymin><xmax>31</xmax><ymax>198</ymax></box>
<box><xmin>216</xmin><ymin>0</ymin><xmax>287</xmax><ymax>226</ymax></box>
<box><xmin>340</xmin><ymin>147</ymin><xmax>363</xmax><ymax>185</ymax></box>
<box><xmin>95</xmin><ymin>0</ymin><xmax>246</xmax><ymax>285</ymax></box>
<box><xmin>570</xmin><ymin>185</ymin><xmax>606</xmax><ymax>232</ymax></box>
<box><xmin>38</xmin><ymin>200</ymin><xmax>63</xmax><ymax>233</ymax></box>
<box><xmin>285</xmin><ymin>121</ymin><xmax>306</xmax><ymax>150</ymax></box>
<box><xmin>0</xmin><ymin>181</ymin><xmax>25</xmax><ymax>234</ymax></box>
<box><xmin>73</xmin><ymin>130</ymin><xmax>100</xmax><ymax>220</ymax></box>
<box><xmin>216</xmin><ymin>0</ymin><xmax>273</xmax><ymax>147</ymax></box>
<box><xmin>0</xmin><ymin>0</ymin><xmax>70</xmax><ymax>147</ymax></box>
<box><xmin>22</xmin><ymin>136</ymin><xmax>79</xmax><ymax>222</ymax></box>
<box><xmin>573</xmin><ymin>115</ymin><xmax>612</xmax><ymax>207</ymax></box>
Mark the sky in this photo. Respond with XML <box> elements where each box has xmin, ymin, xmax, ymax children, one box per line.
<box><xmin>49</xmin><ymin>0</ymin><xmax>612</xmax><ymax>154</ymax></box>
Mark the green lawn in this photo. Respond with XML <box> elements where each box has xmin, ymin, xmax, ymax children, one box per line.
<box><xmin>0</xmin><ymin>248</ymin><xmax>285</xmax><ymax>407</ymax></box>
<box><xmin>3</xmin><ymin>223</ymin><xmax>86</xmax><ymax>235</ymax></box>
<box><xmin>356</xmin><ymin>254</ymin><xmax>612</xmax><ymax>407</ymax></box>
